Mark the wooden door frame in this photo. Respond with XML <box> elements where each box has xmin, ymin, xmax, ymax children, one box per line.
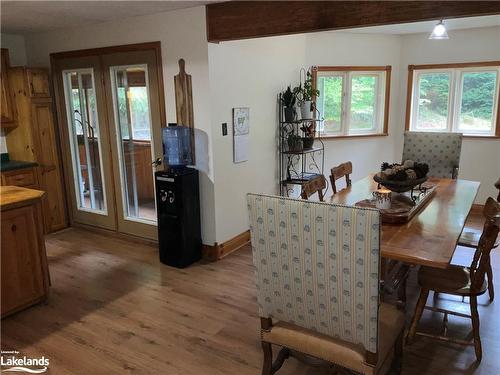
<box><xmin>51</xmin><ymin>42</ymin><xmax>165</xmax><ymax>129</ymax></box>
<box><xmin>50</xmin><ymin>42</ymin><xmax>166</xmax><ymax>232</ymax></box>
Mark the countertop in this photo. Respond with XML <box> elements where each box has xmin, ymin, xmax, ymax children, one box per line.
<box><xmin>0</xmin><ymin>186</ymin><xmax>45</xmax><ymax>211</ymax></box>
<box><xmin>0</xmin><ymin>159</ymin><xmax>38</xmax><ymax>172</ymax></box>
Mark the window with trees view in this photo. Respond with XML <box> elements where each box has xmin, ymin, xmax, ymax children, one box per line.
<box><xmin>314</xmin><ymin>66</ymin><xmax>391</xmax><ymax>137</ymax></box>
<box><xmin>407</xmin><ymin>62</ymin><xmax>500</xmax><ymax>137</ymax></box>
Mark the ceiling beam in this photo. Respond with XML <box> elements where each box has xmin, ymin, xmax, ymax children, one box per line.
<box><xmin>206</xmin><ymin>1</ymin><xmax>500</xmax><ymax>43</ymax></box>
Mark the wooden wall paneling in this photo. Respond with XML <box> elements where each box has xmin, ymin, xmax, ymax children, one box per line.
<box><xmin>206</xmin><ymin>1</ymin><xmax>500</xmax><ymax>42</ymax></box>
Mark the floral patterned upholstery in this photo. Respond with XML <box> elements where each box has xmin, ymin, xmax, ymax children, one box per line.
<box><xmin>247</xmin><ymin>193</ymin><xmax>381</xmax><ymax>353</ymax></box>
<box><xmin>402</xmin><ymin>131</ymin><xmax>462</xmax><ymax>178</ymax></box>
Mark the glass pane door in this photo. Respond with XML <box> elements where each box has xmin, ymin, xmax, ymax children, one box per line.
<box><xmin>62</xmin><ymin>69</ymin><xmax>107</xmax><ymax>214</ymax></box>
<box><xmin>110</xmin><ymin>65</ymin><xmax>157</xmax><ymax>224</ymax></box>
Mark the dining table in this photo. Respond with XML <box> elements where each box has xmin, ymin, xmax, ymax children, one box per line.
<box><xmin>329</xmin><ymin>175</ymin><xmax>481</xmax><ymax>270</ymax></box>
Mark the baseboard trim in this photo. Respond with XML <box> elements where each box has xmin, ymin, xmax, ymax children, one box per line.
<box><xmin>202</xmin><ymin>230</ymin><xmax>250</xmax><ymax>261</ymax></box>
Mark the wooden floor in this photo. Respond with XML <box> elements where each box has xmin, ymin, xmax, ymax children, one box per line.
<box><xmin>2</xmin><ymin>221</ymin><xmax>500</xmax><ymax>374</ymax></box>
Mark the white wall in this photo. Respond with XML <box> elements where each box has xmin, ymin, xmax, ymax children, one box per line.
<box><xmin>398</xmin><ymin>26</ymin><xmax>500</xmax><ymax>203</ymax></box>
<box><xmin>1</xmin><ymin>33</ymin><xmax>27</xmax><ymax>66</ymax></box>
<box><xmin>23</xmin><ymin>6</ymin><xmax>217</xmax><ymax>245</ymax></box>
<box><xmin>209</xmin><ymin>31</ymin><xmax>402</xmax><ymax>243</ymax></box>
<box><xmin>9</xmin><ymin>10</ymin><xmax>500</xmax><ymax>245</ymax></box>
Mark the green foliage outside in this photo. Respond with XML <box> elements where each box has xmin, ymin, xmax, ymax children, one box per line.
<box><xmin>319</xmin><ymin>75</ymin><xmax>377</xmax><ymax>132</ymax></box>
<box><xmin>417</xmin><ymin>71</ymin><xmax>496</xmax><ymax>130</ymax></box>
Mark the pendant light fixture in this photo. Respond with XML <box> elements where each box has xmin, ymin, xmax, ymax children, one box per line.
<box><xmin>429</xmin><ymin>20</ymin><xmax>449</xmax><ymax>40</ymax></box>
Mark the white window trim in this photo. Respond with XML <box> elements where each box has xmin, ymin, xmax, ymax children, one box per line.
<box><xmin>316</xmin><ymin>69</ymin><xmax>388</xmax><ymax>137</ymax></box>
<box><xmin>409</xmin><ymin>66</ymin><xmax>500</xmax><ymax>137</ymax></box>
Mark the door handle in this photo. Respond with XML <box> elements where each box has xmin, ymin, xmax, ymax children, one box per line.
<box><xmin>152</xmin><ymin>158</ymin><xmax>162</xmax><ymax>167</ymax></box>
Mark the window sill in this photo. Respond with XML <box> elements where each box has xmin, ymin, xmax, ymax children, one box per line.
<box><xmin>463</xmin><ymin>135</ymin><xmax>500</xmax><ymax>139</ymax></box>
<box><xmin>316</xmin><ymin>133</ymin><xmax>388</xmax><ymax>140</ymax></box>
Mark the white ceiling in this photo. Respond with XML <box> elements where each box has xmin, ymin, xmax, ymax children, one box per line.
<box><xmin>348</xmin><ymin>15</ymin><xmax>500</xmax><ymax>35</ymax></box>
<box><xmin>1</xmin><ymin>1</ymin><xmax>219</xmax><ymax>34</ymax></box>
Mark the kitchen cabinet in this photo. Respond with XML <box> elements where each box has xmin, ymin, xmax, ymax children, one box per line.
<box><xmin>6</xmin><ymin>67</ymin><xmax>67</xmax><ymax>233</ymax></box>
<box><xmin>0</xmin><ymin>48</ymin><xmax>17</xmax><ymax>128</ymax></box>
<box><xmin>0</xmin><ymin>186</ymin><xmax>49</xmax><ymax>318</ymax></box>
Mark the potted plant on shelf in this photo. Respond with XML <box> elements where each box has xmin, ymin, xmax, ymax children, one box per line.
<box><xmin>287</xmin><ymin>132</ymin><xmax>303</xmax><ymax>152</ymax></box>
<box><xmin>297</xmin><ymin>69</ymin><xmax>320</xmax><ymax>120</ymax></box>
<box><xmin>300</xmin><ymin>121</ymin><xmax>315</xmax><ymax>149</ymax></box>
<box><xmin>281</xmin><ymin>86</ymin><xmax>297</xmax><ymax>122</ymax></box>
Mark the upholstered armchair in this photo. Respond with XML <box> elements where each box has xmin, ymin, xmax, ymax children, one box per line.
<box><xmin>402</xmin><ymin>131</ymin><xmax>463</xmax><ymax>179</ymax></box>
<box><xmin>247</xmin><ymin>194</ymin><xmax>405</xmax><ymax>374</ymax></box>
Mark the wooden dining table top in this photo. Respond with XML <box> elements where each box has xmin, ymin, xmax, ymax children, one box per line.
<box><xmin>329</xmin><ymin>175</ymin><xmax>480</xmax><ymax>269</ymax></box>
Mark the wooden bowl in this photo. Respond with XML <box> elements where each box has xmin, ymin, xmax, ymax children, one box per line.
<box><xmin>373</xmin><ymin>175</ymin><xmax>428</xmax><ymax>193</ymax></box>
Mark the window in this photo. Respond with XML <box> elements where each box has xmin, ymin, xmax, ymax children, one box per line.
<box><xmin>407</xmin><ymin>62</ymin><xmax>500</xmax><ymax>137</ymax></box>
<box><xmin>314</xmin><ymin>66</ymin><xmax>391</xmax><ymax>137</ymax></box>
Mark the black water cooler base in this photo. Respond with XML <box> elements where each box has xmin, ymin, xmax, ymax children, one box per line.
<box><xmin>155</xmin><ymin>168</ymin><xmax>201</xmax><ymax>268</ymax></box>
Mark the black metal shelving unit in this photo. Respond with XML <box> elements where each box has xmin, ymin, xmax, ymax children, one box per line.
<box><xmin>278</xmin><ymin>94</ymin><xmax>326</xmax><ymax>197</ymax></box>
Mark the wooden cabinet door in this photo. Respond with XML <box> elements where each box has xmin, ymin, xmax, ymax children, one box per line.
<box><xmin>32</xmin><ymin>100</ymin><xmax>68</xmax><ymax>232</ymax></box>
<box><xmin>1</xmin><ymin>206</ymin><xmax>45</xmax><ymax>316</ymax></box>
<box><xmin>1</xmin><ymin>48</ymin><xmax>17</xmax><ymax>128</ymax></box>
<box><xmin>27</xmin><ymin>68</ymin><xmax>50</xmax><ymax>98</ymax></box>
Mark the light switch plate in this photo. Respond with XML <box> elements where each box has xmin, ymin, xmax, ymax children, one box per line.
<box><xmin>222</xmin><ymin>123</ymin><xmax>228</xmax><ymax>136</ymax></box>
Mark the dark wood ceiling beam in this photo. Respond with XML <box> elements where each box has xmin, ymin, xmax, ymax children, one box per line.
<box><xmin>206</xmin><ymin>1</ymin><xmax>500</xmax><ymax>43</ymax></box>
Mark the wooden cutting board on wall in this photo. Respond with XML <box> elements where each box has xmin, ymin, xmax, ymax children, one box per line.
<box><xmin>174</xmin><ymin>59</ymin><xmax>194</xmax><ymax>127</ymax></box>
<box><xmin>174</xmin><ymin>58</ymin><xmax>195</xmax><ymax>162</ymax></box>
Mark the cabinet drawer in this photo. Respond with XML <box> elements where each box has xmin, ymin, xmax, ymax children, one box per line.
<box><xmin>3</xmin><ymin>169</ymin><xmax>36</xmax><ymax>187</ymax></box>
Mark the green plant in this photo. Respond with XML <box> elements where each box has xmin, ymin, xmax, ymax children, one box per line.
<box><xmin>287</xmin><ymin>132</ymin><xmax>302</xmax><ymax>150</ymax></box>
<box><xmin>281</xmin><ymin>86</ymin><xmax>296</xmax><ymax>108</ymax></box>
<box><xmin>297</xmin><ymin>69</ymin><xmax>320</xmax><ymax>103</ymax></box>
<box><xmin>300</xmin><ymin>121</ymin><xmax>316</xmax><ymax>138</ymax></box>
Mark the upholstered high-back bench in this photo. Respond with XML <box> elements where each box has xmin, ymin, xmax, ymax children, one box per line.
<box><xmin>247</xmin><ymin>193</ymin><xmax>405</xmax><ymax>374</ymax></box>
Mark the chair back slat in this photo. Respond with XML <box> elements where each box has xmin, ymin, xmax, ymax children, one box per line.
<box><xmin>330</xmin><ymin>162</ymin><xmax>352</xmax><ymax>194</ymax></box>
<box><xmin>402</xmin><ymin>131</ymin><xmax>462</xmax><ymax>179</ymax></box>
<box><xmin>470</xmin><ymin>197</ymin><xmax>500</xmax><ymax>293</ymax></box>
<box><xmin>301</xmin><ymin>175</ymin><xmax>326</xmax><ymax>201</ymax></box>
<box><xmin>247</xmin><ymin>193</ymin><xmax>381</xmax><ymax>353</ymax></box>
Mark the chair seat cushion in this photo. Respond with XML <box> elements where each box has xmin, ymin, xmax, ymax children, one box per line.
<box><xmin>418</xmin><ymin>265</ymin><xmax>487</xmax><ymax>295</ymax></box>
<box><xmin>458</xmin><ymin>229</ymin><xmax>500</xmax><ymax>249</ymax></box>
<box><xmin>261</xmin><ymin>303</ymin><xmax>404</xmax><ymax>374</ymax></box>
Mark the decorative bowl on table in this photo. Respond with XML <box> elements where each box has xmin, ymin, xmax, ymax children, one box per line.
<box><xmin>373</xmin><ymin>160</ymin><xmax>429</xmax><ymax>193</ymax></box>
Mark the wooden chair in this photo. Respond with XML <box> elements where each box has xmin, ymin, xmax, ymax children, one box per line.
<box><xmin>407</xmin><ymin>197</ymin><xmax>500</xmax><ymax>363</ymax></box>
<box><xmin>457</xmin><ymin>179</ymin><xmax>500</xmax><ymax>301</ymax></box>
<box><xmin>247</xmin><ymin>193</ymin><xmax>405</xmax><ymax>374</ymax></box>
<box><xmin>496</xmin><ymin>178</ymin><xmax>500</xmax><ymax>201</ymax></box>
<box><xmin>301</xmin><ymin>174</ymin><xmax>326</xmax><ymax>201</ymax></box>
<box><xmin>402</xmin><ymin>131</ymin><xmax>462</xmax><ymax>179</ymax></box>
<box><xmin>330</xmin><ymin>161</ymin><xmax>352</xmax><ymax>194</ymax></box>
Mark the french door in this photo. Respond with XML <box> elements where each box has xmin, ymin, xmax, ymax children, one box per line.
<box><xmin>53</xmin><ymin>45</ymin><xmax>164</xmax><ymax>239</ymax></box>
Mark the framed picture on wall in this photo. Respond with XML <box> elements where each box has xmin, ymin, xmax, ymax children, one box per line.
<box><xmin>233</xmin><ymin>107</ymin><xmax>250</xmax><ymax>163</ymax></box>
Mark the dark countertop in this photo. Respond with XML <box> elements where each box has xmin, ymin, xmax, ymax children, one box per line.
<box><xmin>0</xmin><ymin>160</ymin><xmax>38</xmax><ymax>172</ymax></box>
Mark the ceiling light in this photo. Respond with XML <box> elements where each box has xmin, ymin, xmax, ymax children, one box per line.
<box><xmin>429</xmin><ymin>20</ymin><xmax>449</xmax><ymax>40</ymax></box>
